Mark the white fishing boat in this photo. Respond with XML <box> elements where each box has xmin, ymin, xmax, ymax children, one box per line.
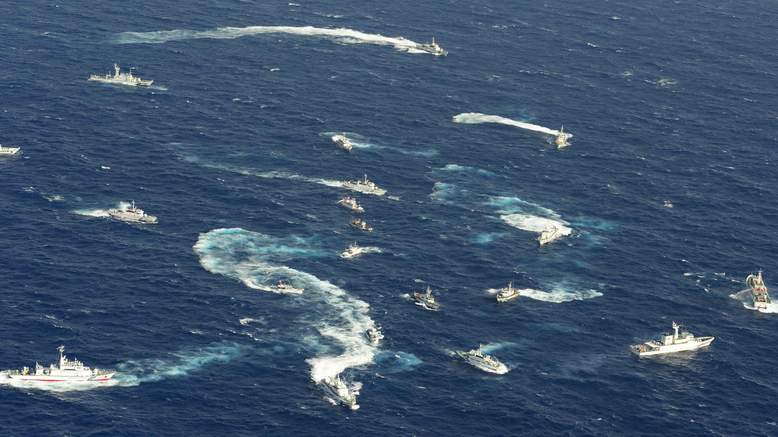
<box><xmin>746</xmin><ymin>271</ymin><xmax>772</xmax><ymax>312</ymax></box>
<box><xmin>496</xmin><ymin>281</ymin><xmax>521</xmax><ymax>303</ymax></box>
<box><xmin>0</xmin><ymin>145</ymin><xmax>21</xmax><ymax>156</ymax></box>
<box><xmin>332</xmin><ymin>134</ymin><xmax>353</xmax><ymax>152</ymax></box>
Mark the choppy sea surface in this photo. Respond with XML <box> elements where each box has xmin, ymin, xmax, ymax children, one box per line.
<box><xmin>1</xmin><ymin>0</ymin><xmax>777</xmax><ymax>435</ymax></box>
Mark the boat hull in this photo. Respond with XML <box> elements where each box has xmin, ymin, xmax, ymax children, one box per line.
<box><xmin>632</xmin><ymin>337</ymin><xmax>715</xmax><ymax>357</ymax></box>
<box><xmin>3</xmin><ymin>372</ymin><xmax>115</xmax><ymax>383</ymax></box>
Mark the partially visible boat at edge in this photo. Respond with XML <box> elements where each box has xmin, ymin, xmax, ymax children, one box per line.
<box><xmin>0</xmin><ymin>145</ymin><xmax>21</xmax><ymax>156</ymax></box>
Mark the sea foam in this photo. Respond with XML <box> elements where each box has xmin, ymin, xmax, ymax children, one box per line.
<box><xmin>193</xmin><ymin>228</ymin><xmax>377</xmax><ymax>384</ymax></box>
<box><xmin>114</xmin><ymin>25</ymin><xmax>430</xmax><ymax>55</ymax></box>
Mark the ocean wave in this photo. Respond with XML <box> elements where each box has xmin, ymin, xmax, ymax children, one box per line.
<box><xmin>452</xmin><ymin>112</ymin><xmax>567</xmax><ymax>138</ymax></box>
<box><xmin>193</xmin><ymin>228</ymin><xmax>377</xmax><ymax>385</ymax></box>
<box><xmin>114</xmin><ymin>25</ymin><xmax>428</xmax><ymax>54</ymax></box>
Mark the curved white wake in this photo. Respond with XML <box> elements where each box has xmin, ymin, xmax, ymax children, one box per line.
<box><xmin>453</xmin><ymin>112</ymin><xmax>568</xmax><ymax>138</ymax></box>
<box><xmin>193</xmin><ymin>228</ymin><xmax>377</xmax><ymax>383</ymax></box>
<box><xmin>115</xmin><ymin>25</ymin><xmax>428</xmax><ymax>54</ymax></box>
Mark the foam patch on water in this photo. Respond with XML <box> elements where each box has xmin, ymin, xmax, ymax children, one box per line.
<box><xmin>0</xmin><ymin>343</ymin><xmax>240</xmax><ymax>392</ymax></box>
<box><xmin>519</xmin><ymin>283</ymin><xmax>602</xmax><ymax>303</ymax></box>
<box><xmin>453</xmin><ymin>112</ymin><xmax>567</xmax><ymax>138</ymax></box>
<box><xmin>114</xmin><ymin>26</ymin><xmax>430</xmax><ymax>55</ymax></box>
<box><xmin>500</xmin><ymin>214</ymin><xmax>573</xmax><ymax>236</ymax></box>
<box><xmin>486</xmin><ymin>196</ymin><xmax>559</xmax><ymax>217</ymax></box>
<box><xmin>471</xmin><ymin>232</ymin><xmax>506</xmax><ymax>244</ymax></box>
<box><xmin>193</xmin><ymin>228</ymin><xmax>377</xmax><ymax>384</ymax></box>
<box><xmin>115</xmin><ymin>343</ymin><xmax>241</xmax><ymax>386</ymax></box>
<box><xmin>478</xmin><ymin>341</ymin><xmax>517</xmax><ymax>354</ymax></box>
<box><xmin>429</xmin><ymin>182</ymin><xmax>471</xmax><ymax>205</ymax></box>
<box><xmin>374</xmin><ymin>351</ymin><xmax>423</xmax><ymax>374</ymax></box>
<box><xmin>437</xmin><ymin>164</ymin><xmax>495</xmax><ymax>177</ymax></box>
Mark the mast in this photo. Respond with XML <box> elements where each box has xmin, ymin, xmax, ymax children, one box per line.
<box><xmin>57</xmin><ymin>345</ymin><xmax>66</xmax><ymax>368</ymax></box>
<box><xmin>672</xmin><ymin>322</ymin><xmax>679</xmax><ymax>341</ymax></box>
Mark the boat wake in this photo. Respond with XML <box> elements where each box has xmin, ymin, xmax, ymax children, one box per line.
<box><xmin>114</xmin><ymin>25</ymin><xmax>429</xmax><ymax>54</ymax></box>
<box><xmin>71</xmin><ymin>201</ymin><xmax>131</xmax><ymax>218</ymax></box>
<box><xmin>114</xmin><ymin>343</ymin><xmax>242</xmax><ymax>386</ymax></box>
<box><xmin>500</xmin><ymin>214</ymin><xmax>573</xmax><ymax>239</ymax></box>
<box><xmin>322</xmin><ymin>132</ymin><xmax>437</xmax><ymax>157</ymax></box>
<box><xmin>729</xmin><ymin>289</ymin><xmax>778</xmax><ymax>314</ymax></box>
<box><xmin>517</xmin><ymin>284</ymin><xmax>602</xmax><ymax>303</ymax></box>
<box><xmin>437</xmin><ymin>164</ymin><xmax>495</xmax><ymax>177</ymax></box>
<box><xmin>487</xmin><ymin>283</ymin><xmax>601</xmax><ymax>303</ymax></box>
<box><xmin>182</xmin><ymin>154</ymin><xmax>386</xmax><ymax>196</ymax></box>
<box><xmin>452</xmin><ymin>112</ymin><xmax>568</xmax><ymax>139</ymax></box>
<box><xmin>486</xmin><ymin>196</ymin><xmax>574</xmax><ymax>240</ymax></box>
<box><xmin>478</xmin><ymin>341</ymin><xmax>517</xmax><ymax>354</ymax></box>
<box><xmin>193</xmin><ymin>228</ymin><xmax>377</xmax><ymax>386</ymax></box>
<box><xmin>374</xmin><ymin>351</ymin><xmax>423</xmax><ymax>374</ymax></box>
<box><xmin>0</xmin><ymin>343</ymin><xmax>241</xmax><ymax>393</ymax></box>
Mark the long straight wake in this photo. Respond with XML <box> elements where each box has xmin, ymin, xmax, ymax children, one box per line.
<box><xmin>453</xmin><ymin>112</ymin><xmax>566</xmax><ymax>137</ymax></box>
<box><xmin>114</xmin><ymin>25</ymin><xmax>428</xmax><ymax>54</ymax></box>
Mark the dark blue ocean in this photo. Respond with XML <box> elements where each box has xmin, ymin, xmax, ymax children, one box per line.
<box><xmin>2</xmin><ymin>0</ymin><xmax>777</xmax><ymax>435</ymax></box>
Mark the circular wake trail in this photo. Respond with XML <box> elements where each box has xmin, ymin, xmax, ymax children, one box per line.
<box><xmin>193</xmin><ymin>228</ymin><xmax>377</xmax><ymax>383</ymax></box>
